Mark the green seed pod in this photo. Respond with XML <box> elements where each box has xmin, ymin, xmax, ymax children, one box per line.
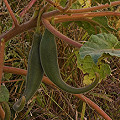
<box><xmin>40</xmin><ymin>29</ymin><xmax>99</xmax><ymax>94</ymax></box>
<box><xmin>13</xmin><ymin>96</ymin><xmax>26</xmax><ymax>112</ymax></box>
<box><xmin>13</xmin><ymin>33</ymin><xmax>44</xmax><ymax>111</ymax></box>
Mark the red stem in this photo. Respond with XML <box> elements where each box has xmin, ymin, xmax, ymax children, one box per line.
<box><xmin>54</xmin><ymin>12</ymin><xmax>120</xmax><ymax>22</ymax></box>
<box><xmin>1</xmin><ymin>11</ymin><xmax>119</xmax><ymax>45</ymax></box>
<box><xmin>74</xmin><ymin>94</ymin><xmax>112</xmax><ymax>120</ymax></box>
<box><xmin>42</xmin><ymin>18</ymin><xmax>83</xmax><ymax>48</ymax></box>
<box><xmin>0</xmin><ymin>105</ymin><xmax>5</xmax><ymax>120</ymax></box>
<box><xmin>0</xmin><ymin>1</ymin><xmax>120</xmax><ymax>43</ymax></box>
<box><xmin>42</xmin><ymin>1</ymin><xmax>120</xmax><ymax>18</ymax></box>
<box><xmin>3</xmin><ymin>66</ymin><xmax>27</xmax><ymax>76</ymax></box>
<box><xmin>1</xmin><ymin>11</ymin><xmax>120</xmax><ymax>47</ymax></box>
<box><xmin>0</xmin><ymin>41</ymin><xmax>5</xmax><ymax>87</ymax></box>
<box><xmin>2</xmin><ymin>66</ymin><xmax>112</xmax><ymax>120</ymax></box>
<box><xmin>19</xmin><ymin>0</ymin><xmax>37</xmax><ymax>17</ymax></box>
<box><xmin>63</xmin><ymin>0</ymin><xmax>73</xmax><ymax>12</ymax></box>
<box><xmin>1</xmin><ymin>79</ymin><xmax>24</xmax><ymax>83</ymax></box>
<box><xmin>3</xmin><ymin>0</ymin><xmax>19</xmax><ymax>27</ymax></box>
<box><xmin>0</xmin><ymin>18</ymin><xmax>37</xmax><ymax>42</ymax></box>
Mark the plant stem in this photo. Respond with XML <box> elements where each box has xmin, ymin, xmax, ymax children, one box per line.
<box><xmin>3</xmin><ymin>0</ymin><xmax>19</xmax><ymax>27</ymax></box>
<box><xmin>19</xmin><ymin>0</ymin><xmax>37</xmax><ymax>17</ymax></box>
<box><xmin>63</xmin><ymin>0</ymin><xmax>73</xmax><ymax>12</ymax></box>
<box><xmin>74</xmin><ymin>94</ymin><xmax>112</xmax><ymax>120</ymax></box>
<box><xmin>54</xmin><ymin>11</ymin><xmax>120</xmax><ymax>21</ymax></box>
<box><xmin>3</xmin><ymin>66</ymin><xmax>27</xmax><ymax>76</ymax></box>
<box><xmin>42</xmin><ymin>18</ymin><xmax>83</xmax><ymax>48</ymax></box>
<box><xmin>36</xmin><ymin>3</ymin><xmax>50</xmax><ymax>32</ymax></box>
<box><xmin>0</xmin><ymin>40</ymin><xmax>5</xmax><ymax>88</ymax></box>
<box><xmin>42</xmin><ymin>1</ymin><xmax>120</xmax><ymax>18</ymax></box>
<box><xmin>0</xmin><ymin>17</ymin><xmax>37</xmax><ymax>42</ymax></box>
<box><xmin>0</xmin><ymin>105</ymin><xmax>5</xmax><ymax>120</ymax></box>
<box><xmin>1</xmin><ymin>79</ymin><xmax>24</xmax><ymax>83</ymax></box>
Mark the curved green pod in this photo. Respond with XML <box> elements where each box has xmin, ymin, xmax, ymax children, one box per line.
<box><xmin>13</xmin><ymin>33</ymin><xmax>44</xmax><ymax>111</ymax></box>
<box><xmin>40</xmin><ymin>29</ymin><xmax>99</xmax><ymax>94</ymax></box>
<box><xmin>13</xmin><ymin>96</ymin><xmax>26</xmax><ymax>112</ymax></box>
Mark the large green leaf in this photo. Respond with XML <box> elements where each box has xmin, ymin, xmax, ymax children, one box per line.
<box><xmin>79</xmin><ymin>33</ymin><xmax>120</xmax><ymax>63</ymax></box>
<box><xmin>0</xmin><ymin>85</ymin><xmax>9</xmax><ymax>102</ymax></box>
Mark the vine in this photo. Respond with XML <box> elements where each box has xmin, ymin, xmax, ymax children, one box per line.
<box><xmin>0</xmin><ymin>0</ymin><xmax>120</xmax><ymax>119</ymax></box>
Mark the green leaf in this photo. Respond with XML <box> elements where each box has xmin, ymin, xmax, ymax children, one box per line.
<box><xmin>0</xmin><ymin>85</ymin><xmax>9</xmax><ymax>102</ymax></box>
<box><xmin>76</xmin><ymin>21</ymin><xmax>96</xmax><ymax>35</ymax></box>
<box><xmin>92</xmin><ymin>17</ymin><xmax>116</xmax><ymax>33</ymax></box>
<box><xmin>60</xmin><ymin>0</ymin><xmax>68</xmax><ymax>7</ymax></box>
<box><xmin>76</xmin><ymin>17</ymin><xmax>116</xmax><ymax>35</ymax></box>
<box><xmin>77</xmin><ymin>55</ymin><xmax>98</xmax><ymax>74</ymax></box>
<box><xmin>76</xmin><ymin>53</ymin><xmax>111</xmax><ymax>85</ymax></box>
<box><xmin>71</xmin><ymin>1</ymin><xmax>82</xmax><ymax>9</ymax></box>
<box><xmin>99</xmin><ymin>64</ymin><xmax>111</xmax><ymax>79</ymax></box>
<box><xmin>79</xmin><ymin>33</ymin><xmax>120</xmax><ymax>63</ymax></box>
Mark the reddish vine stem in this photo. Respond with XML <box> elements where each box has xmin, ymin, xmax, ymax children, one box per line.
<box><xmin>3</xmin><ymin>66</ymin><xmax>27</xmax><ymax>76</ymax></box>
<box><xmin>19</xmin><ymin>0</ymin><xmax>37</xmax><ymax>17</ymax></box>
<box><xmin>3</xmin><ymin>0</ymin><xmax>19</xmax><ymax>27</ymax></box>
<box><xmin>0</xmin><ymin>41</ymin><xmax>5</xmax><ymax>87</ymax></box>
<box><xmin>54</xmin><ymin>11</ymin><xmax>120</xmax><ymax>22</ymax></box>
<box><xmin>1</xmin><ymin>79</ymin><xmax>24</xmax><ymax>83</ymax></box>
<box><xmin>73</xmin><ymin>94</ymin><xmax>112</xmax><ymax>120</ymax></box>
<box><xmin>0</xmin><ymin>105</ymin><xmax>5</xmax><ymax>120</ymax></box>
<box><xmin>0</xmin><ymin>18</ymin><xmax>37</xmax><ymax>42</ymax></box>
<box><xmin>42</xmin><ymin>18</ymin><xmax>83</xmax><ymax>48</ymax></box>
<box><xmin>1</xmin><ymin>1</ymin><xmax>120</xmax><ymax>43</ymax></box>
<box><xmin>42</xmin><ymin>1</ymin><xmax>120</xmax><ymax>18</ymax></box>
<box><xmin>41</xmin><ymin>11</ymin><xmax>120</xmax><ymax>48</ymax></box>
<box><xmin>2</xmin><ymin>66</ymin><xmax>112</xmax><ymax>120</ymax></box>
<box><xmin>63</xmin><ymin>0</ymin><xmax>73</xmax><ymax>12</ymax></box>
<box><xmin>1</xmin><ymin>11</ymin><xmax>120</xmax><ymax>44</ymax></box>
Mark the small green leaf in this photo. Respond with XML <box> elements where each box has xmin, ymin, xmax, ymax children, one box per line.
<box><xmin>76</xmin><ymin>21</ymin><xmax>96</xmax><ymax>35</ymax></box>
<box><xmin>60</xmin><ymin>0</ymin><xmax>68</xmax><ymax>7</ymax></box>
<box><xmin>79</xmin><ymin>33</ymin><xmax>120</xmax><ymax>63</ymax></box>
<box><xmin>76</xmin><ymin>16</ymin><xmax>116</xmax><ymax>35</ymax></box>
<box><xmin>0</xmin><ymin>85</ymin><xmax>9</xmax><ymax>102</ymax></box>
<box><xmin>71</xmin><ymin>1</ymin><xmax>82</xmax><ymax>9</ymax></box>
<box><xmin>99</xmin><ymin>64</ymin><xmax>111</xmax><ymax>79</ymax></box>
<box><xmin>92</xmin><ymin>16</ymin><xmax>116</xmax><ymax>33</ymax></box>
<box><xmin>76</xmin><ymin>53</ymin><xmax>111</xmax><ymax>85</ymax></box>
<box><xmin>83</xmin><ymin>75</ymin><xmax>96</xmax><ymax>85</ymax></box>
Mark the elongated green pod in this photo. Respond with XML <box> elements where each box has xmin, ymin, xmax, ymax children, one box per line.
<box><xmin>13</xmin><ymin>33</ymin><xmax>44</xmax><ymax>111</ymax></box>
<box><xmin>40</xmin><ymin>29</ymin><xmax>99</xmax><ymax>94</ymax></box>
<box><xmin>23</xmin><ymin>33</ymin><xmax>44</xmax><ymax>102</ymax></box>
<box><xmin>2</xmin><ymin>102</ymin><xmax>11</xmax><ymax>120</ymax></box>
